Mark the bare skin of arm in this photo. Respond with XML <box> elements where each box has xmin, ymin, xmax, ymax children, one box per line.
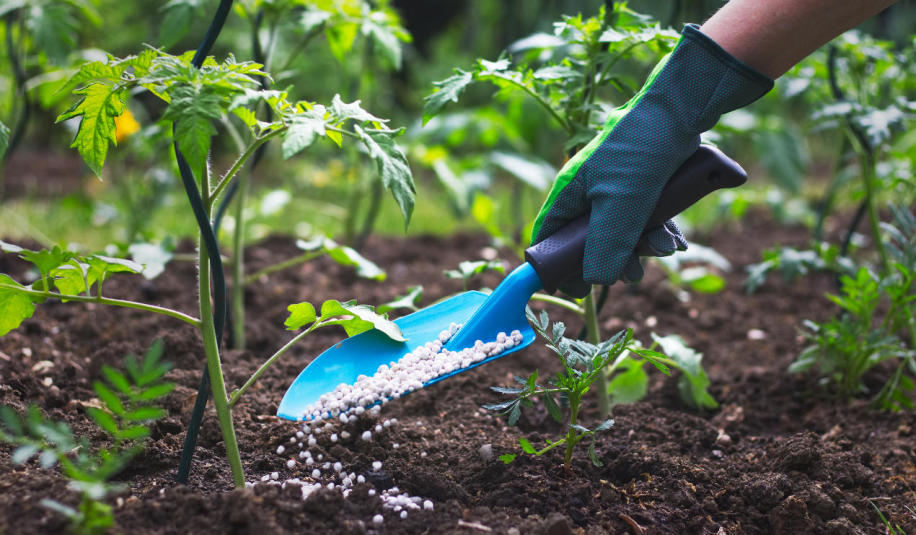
<box><xmin>700</xmin><ymin>0</ymin><xmax>898</xmax><ymax>78</ymax></box>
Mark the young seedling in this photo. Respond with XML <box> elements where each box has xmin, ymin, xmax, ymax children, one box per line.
<box><xmin>791</xmin><ymin>205</ymin><xmax>916</xmax><ymax>410</ymax></box>
<box><xmin>485</xmin><ymin>309</ymin><xmax>672</xmax><ymax>470</ymax></box>
<box><xmin>444</xmin><ymin>259</ymin><xmax>505</xmax><ymax>291</ymax></box>
<box><xmin>0</xmin><ymin>340</ymin><xmax>174</xmax><ymax>535</ymax></box>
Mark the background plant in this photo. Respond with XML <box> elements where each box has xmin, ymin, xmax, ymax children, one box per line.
<box><xmin>0</xmin><ymin>340</ymin><xmax>174</xmax><ymax>535</ymax></box>
<box><xmin>790</xmin><ymin>204</ymin><xmax>916</xmax><ymax>410</ymax></box>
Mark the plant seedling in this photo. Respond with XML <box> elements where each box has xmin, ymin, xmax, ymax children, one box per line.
<box><xmin>485</xmin><ymin>309</ymin><xmax>672</xmax><ymax>470</ymax></box>
<box><xmin>0</xmin><ymin>340</ymin><xmax>174</xmax><ymax>535</ymax></box>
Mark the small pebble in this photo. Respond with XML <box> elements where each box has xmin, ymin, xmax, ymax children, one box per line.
<box><xmin>333</xmin><ymin>462</ymin><xmax>343</xmax><ymax>473</ymax></box>
<box><xmin>270</xmin><ymin>472</ymin><xmax>279</xmax><ymax>480</ymax></box>
<box><xmin>276</xmin><ymin>445</ymin><xmax>285</xmax><ymax>455</ymax></box>
<box><xmin>330</xmin><ymin>433</ymin><xmax>338</xmax><ymax>443</ymax></box>
<box><xmin>368</xmin><ymin>489</ymin><xmax>376</xmax><ymax>496</ymax></box>
<box><xmin>372</xmin><ymin>514</ymin><xmax>384</xmax><ymax>525</ymax></box>
<box><xmin>362</xmin><ymin>431</ymin><xmax>372</xmax><ymax>441</ymax></box>
<box><xmin>286</xmin><ymin>460</ymin><xmax>295</xmax><ymax>469</ymax></box>
<box><xmin>312</xmin><ymin>469</ymin><xmax>320</xmax><ymax>479</ymax></box>
<box><xmin>423</xmin><ymin>500</ymin><xmax>434</xmax><ymax>511</ymax></box>
<box><xmin>372</xmin><ymin>461</ymin><xmax>382</xmax><ymax>470</ymax></box>
<box><xmin>400</xmin><ymin>511</ymin><xmax>408</xmax><ymax>519</ymax></box>
<box><xmin>357</xmin><ymin>475</ymin><xmax>366</xmax><ymax>484</ymax></box>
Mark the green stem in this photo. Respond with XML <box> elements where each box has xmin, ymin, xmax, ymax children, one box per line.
<box><xmin>529</xmin><ymin>292</ymin><xmax>584</xmax><ymax>315</ymax></box>
<box><xmin>859</xmin><ymin>150</ymin><xmax>889</xmax><ymax>273</ymax></box>
<box><xmin>0</xmin><ymin>283</ymin><xmax>201</xmax><ymax>326</ymax></box>
<box><xmin>564</xmin><ymin>394</ymin><xmax>581</xmax><ymax>469</ymax></box>
<box><xmin>198</xmin><ymin>237</ymin><xmax>245</xmax><ymax>488</ymax></box>
<box><xmin>229</xmin><ymin>323</ymin><xmax>317</xmax><ymax>407</ymax></box>
<box><xmin>231</xmin><ymin>172</ymin><xmax>248</xmax><ymax>350</ymax></box>
<box><xmin>584</xmin><ymin>288</ymin><xmax>611</xmax><ymax>418</ymax></box>
<box><xmin>209</xmin><ymin>128</ymin><xmax>284</xmax><ymax>209</ymax></box>
<box><xmin>243</xmin><ymin>251</ymin><xmax>323</xmax><ymax>286</ymax></box>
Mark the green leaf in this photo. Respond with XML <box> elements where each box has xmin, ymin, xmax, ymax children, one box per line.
<box><xmin>594</xmin><ymin>418</ymin><xmax>615</xmax><ymax>432</ymax></box>
<box><xmin>353</xmin><ymin>125</ymin><xmax>415</xmax><ymax>227</ymax></box>
<box><xmin>651</xmin><ymin>333</ymin><xmax>718</xmax><ymax>410</ymax></box>
<box><xmin>93</xmin><ymin>382</ymin><xmax>126</xmax><ymax>416</ymax></box>
<box><xmin>159</xmin><ymin>0</ymin><xmax>204</xmax><ymax>48</ymax></box>
<box><xmin>423</xmin><ymin>70</ymin><xmax>474</xmax><ymax>124</ymax></box>
<box><xmin>284</xmin><ymin>302</ymin><xmax>317</xmax><ymax>331</ymax></box>
<box><xmin>115</xmin><ymin>425</ymin><xmax>150</xmax><ymax>441</ymax></box>
<box><xmin>444</xmin><ymin>260</ymin><xmax>505</xmax><ymax>282</ymax></box>
<box><xmin>0</xmin><ymin>274</ymin><xmax>38</xmax><ymax>336</ymax></box>
<box><xmin>570</xmin><ymin>424</ymin><xmax>590</xmax><ymax>434</ymax></box>
<box><xmin>57</xmin><ymin>83</ymin><xmax>126</xmax><ymax>176</ymax></box>
<box><xmin>87</xmin><ymin>255</ymin><xmax>142</xmax><ymax>287</ymax></box>
<box><xmin>543</xmin><ymin>393</ymin><xmax>563</xmax><ymax>423</ymax></box>
<box><xmin>508</xmin><ymin>403</ymin><xmax>521</xmax><ymax>426</ymax></box>
<box><xmin>164</xmin><ymin>84</ymin><xmax>221</xmax><ymax>177</ymax></box>
<box><xmin>0</xmin><ymin>405</ymin><xmax>23</xmax><ymax>435</ymax></box>
<box><xmin>377</xmin><ymin>285</ymin><xmax>423</xmax><ymax>314</ymax></box>
<box><xmin>102</xmin><ymin>365</ymin><xmax>132</xmax><ymax>394</ymax></box>
<box><xmin>519</xmin><ymin>437</ymin><xmax>536</xmax><ymax>454</ymax></box>
<box><xmin>498</xmin><ymin>453</ymin><xmax>516</xmax><ymax>464</ymax></box>
<box><xmin>282</xmin><ymin>108</ymin><xmax>327</xmax><ymax>159</ymax></box>
<box><xmin>51</xmin><ymin>261</ymin><xmax>92</xmax><ymax>296</ymax></box>
<box><xmin>136</xmin><ymin>383</ymin><xmax>176</xmax><ymax>402</ymax></box>
<box><xmin>325</xmin><ymin>21</ymin><xmax>359</xmax><ymax>62</ymax></box>
<box><xmin>319</xmin><ymin>299</ymin><xmax>405</xmax><ymax>342</ymax></box>
<box><xmin>12</xmin><ymin>444</ymin><xmax>39</xmax><ymax>465</ymax></box>
<box><xmin>300</xmin><ymin>237</ymin><xmax>386</xmax><ymax>281</ymax></box>
<box><xmin>29</xmin><ymin>1</ymin><xmax>79</xmax><ymax>64</ymax></box>
<box><xmin>128</xmin><ymin>242</ymin><xmax>174</xmax><ymax>280</ymax></box>
<box><xmin>0</xmin><ymin>120</ymin><xmax>9</xmax><ymax>160</ymax></box>
<box><xmin>330</xmin><ymin>94</ymin><xmax>384</xmax><ymax>124</ymax></box>
<box><xmin>87</xmin><ymin>408</ymin><xmax>119</xmax><ymax>435</ymax></box>
<box><xmin>18</xmin><ymin>246</ymin><xmax>72</xmax><ymax>278</ymax></box>
<box><xmin>361</xmin><ymin>12</ymin><xmax>407</xmax><ymax>68</ymax></box>
<box><xmin>588</xmin><ymin>439</ymin><xmax>603</xmax><ymax>467</ymax></box>
<box><xmin>124</xmin><ymin>407</ymin><xmax>167</xmax><ymax>422</ymax></box>
<box><xmin>607</xmin><ymin>358</ymin><xmax>648</xmax><ymax>406</ymax></box>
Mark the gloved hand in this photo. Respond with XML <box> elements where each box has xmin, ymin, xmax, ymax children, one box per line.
<box><xmin>531</xmin><ymin>24</ymin><xmax>773</xmax><ymax>298</ymax></box>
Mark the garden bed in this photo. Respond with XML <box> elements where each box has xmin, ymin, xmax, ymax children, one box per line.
<box><xmin>1</xmin><ymin>217</ymin><xmax>914</xmax><ymax>534</ymax></box>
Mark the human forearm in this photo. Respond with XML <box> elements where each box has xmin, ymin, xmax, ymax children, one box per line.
<box><xmin>700</xmin><ymin>0</ymin><xmax>898</xmax><ymax>78</ymax></box>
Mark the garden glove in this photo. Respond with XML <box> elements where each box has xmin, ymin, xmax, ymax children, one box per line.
<box><xmin>531</xmin><ymin>24</ymin><xmax>773</xmax><ymax>298</ymax></box>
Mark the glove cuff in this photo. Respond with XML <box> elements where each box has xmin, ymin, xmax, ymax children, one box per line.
<box><xmin>681</xmin><ymin>24</ymin><xmax>773</xmax><ymax>93</ymax></box>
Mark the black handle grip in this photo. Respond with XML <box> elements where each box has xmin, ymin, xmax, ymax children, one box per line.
<box><xmin>524</xmin><ymin>144</ymin><xmax>747</xmax><ymax>293</ymax></box>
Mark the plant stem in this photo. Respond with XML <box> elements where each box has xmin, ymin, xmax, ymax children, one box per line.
<box><xmin>229</xmin><ymin>323</ymin><xmax>316</xmax><ymax>407</ymax></box>
<box><xmin>529</xmin><ymin>292</ymin><xmax>584</xmax><ymax>314</ymax></box>
<box><xmin>584</xmin><ymin>288</ymin><xmax>611</xmax><ymax>417</ymax></box>
<box><xmin>243</xmin><ymin>251</ymin><xmax>323</xmax><ymax>286</ymax></box>
<box><xmin>198</xmin><ymin>238</ymin><xmax>245</xmax><ymax>487</ymax></box>
<box><xmin>209</xmin><ymin>128</ymin><xmax>284</xmax><ymax>208</ymax></box>
<box><xmin>0</xmin><ymin>284</ymin><xmax>201</xmax><ymax>326</ymax></box>
<box><xmin>231</xmin><ymin>172</ymin><xmax>248</xmax><ymax>349</ymax></box>
<box><xmin>564</xmin><ymin>394</ymin><xmax>581</xmax><ymax>470</ymax></box>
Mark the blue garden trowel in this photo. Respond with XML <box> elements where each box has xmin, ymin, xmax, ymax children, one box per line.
<box><xmin>277</xmin><ymin>145</ymin><xmax>747</xmax><ymax>420</ymax></box>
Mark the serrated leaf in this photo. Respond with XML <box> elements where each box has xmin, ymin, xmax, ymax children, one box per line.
<box><xmin>319</xmin><ymin>299</ymin><xmax>405</xmax><ymax>342</ymax></box>
<box><xmin>282</xmin><ymin>111</ymin><xmax>327</xmax><ymax>159</ymax></box>
<box><xmin>519</xmin><ymin>437</ymin><xmax>536</xmax><ymax>454</ymax></box>
<box><xmin>0</xmin><ymin>274</ymin><xmax>38</xmax><ymax>336</ymax></box>
<box><xmin>423</xmin><ymin>70</ymin><xmax>473</xmax><ymax>124</ymax></box>
<box><xmin>570</xmin><ymin>423</ymin><xmax>590</xmax><ymax>434</ymax></box>
<box><xmin>489</xmin><ymin>386</ymin><xmax>524</xmax><ymax>395</ymax></box>
<box><xmin>164</xmin><ymin>84</ymin><xmax>220</xmax><ymax>177</ymax></box>
<box><xmin>318</xmin><ymin>238</ymin><xmax>386</xmax><ymax>280</ymax></box>
<box><xmin>0</xmin><ymin>405</ymin><xmax>23</xmax><ymax>435</ymax></box>
<box><xmin>544</xmin><ymin>393</ymin><xmax>563</xmax><ymax>423</ymax></box>
<box><xmin>87</xmin><ymin>255</ymin><xmax>142</xmax><ymax>286</ymax></box>
<box><xmin>498</xmin><ymin>453</ymin><xmax>516</xmax><ymax>464</ymax></box>
<box><xmin>353</xmin><ymin>125</ymin><xmax>415</xmax><ymax>227</ymax></box>
<box><xmin>285</xmin><ymin>302</ymin><xmax>317</xmax><ymax>331</ymax></box>
<box><xmin>57</xmin><ymin>83</ymin><xmax>126</xmax><ymax>176</ymax></box>
<box><xmin>482</xmin><ymin>399</ymin><xmax>517</xmax><ymax>412</ymax></box>
<box><xmin>508</xmin><ymin>403</ymin><xmax>521</xmax><ymax>426</ymax></box>
<box><xmin>330</xmin><ymin>94</ymin><xmax>385</xmax><ymax>124</ymax></box>
<box><xmin>444</xmin><ymin>260</ymin><xmax>505</xmax><ymax>282</ymax></box>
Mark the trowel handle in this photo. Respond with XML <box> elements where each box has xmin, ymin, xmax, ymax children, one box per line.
<box><xmin>524</xmin><ymin>144</ymin><xmax>747</xmax><ymax>294</ymax></box>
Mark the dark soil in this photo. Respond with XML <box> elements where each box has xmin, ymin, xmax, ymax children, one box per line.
<box><xmin>1</xmin><ymin>214</ymin><xmax>914</xmax><ymax>535</ymax></box>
